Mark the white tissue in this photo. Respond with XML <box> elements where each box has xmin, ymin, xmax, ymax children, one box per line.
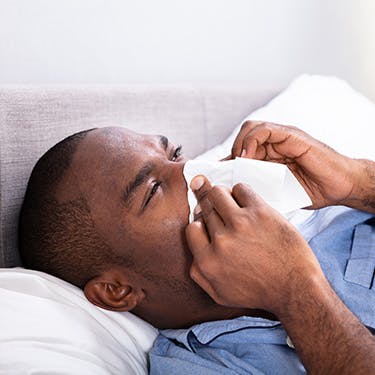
<box><xmin>183</xmin><ymin>158</ymin><xmax>312</xmax><ymax>223</ymax></box>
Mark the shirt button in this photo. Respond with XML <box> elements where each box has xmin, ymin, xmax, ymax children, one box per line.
<box><xmin>286</xmin><ymin>335</ymin><xmax>295</xmax><ymax>349</ymax></box>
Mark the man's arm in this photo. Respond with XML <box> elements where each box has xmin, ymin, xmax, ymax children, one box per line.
<box><xmin>229</xmin><ymin>120</ymin><xmax>375</xmax><ymax>213</ymax></box>
<box><xmin>186</xmin><ymin>177</ymin><xmax>375</xmax><ymax>374</ymax></box>
<box><xmin>280</xmin><ymin>272</ymin><xmax>375</xmax><ymax>374</ymax></box>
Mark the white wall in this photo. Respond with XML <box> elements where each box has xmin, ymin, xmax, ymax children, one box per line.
<box><xmin>0</xmin><ymin>0</ymin><xmax>374</xmax><ymax>101</ymax></box>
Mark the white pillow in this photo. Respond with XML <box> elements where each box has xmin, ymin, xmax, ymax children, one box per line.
<box><xmin>0</xmin><ymin>268</ymin><xmax>158</xmax><ymax>375</ymax></box>
<box><xmin>198</xmin><ymin>74</ymin><xmax>375</xmax><ymax>161</ymax></box>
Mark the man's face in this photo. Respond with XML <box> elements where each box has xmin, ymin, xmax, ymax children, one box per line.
<box><xmin>66</xmin><ymin>127</ymin><xmax>230</xmax><ymax>328</ymax></box>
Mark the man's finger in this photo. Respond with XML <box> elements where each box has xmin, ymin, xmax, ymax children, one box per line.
<box><xmin>197</xmin><ymin>191</ymin><xmax>225</xmax><ymax>238</ymax></box>
<box><xmin>190</xmin><ymin>176</ymin><xmax>227</xmax><ymax>235</ymax></box>
<box><xmin>220</xmin><ymin>154</ymin><xmax>232</xmax><ymax>161</ymax></box>
<box><xmin>190</xmin><ymin>176</ymin><xmax>238</xmax><ymax>220</ymax></box>
<box><xmin>202</xmin><ymin>185</ymin><xmax>240</xmax><ymax>225</ymax></box>
<box><xmin>231</xmin><ymin>120</ymin><xmax>264</xmax><ymax>158</ymax></box>
<box><xmin>191</xmin><ymin>176</ymin><xmax>226</xmax><ymax>234</ymax></box>
<box><xmin>185</xmin><ymin>220</ymin><xmax>210</xmax><ymax>262</ymax></box>
<box><xmin>231</xmin><ymin>183</ymin><xmax>259</xmax><ymax>208</ymax></box>
<box><xmin>240</xmin><ymin>123</ymin><xmax>306</xmax><ymax>160</ymax></box>
<box><xmin>190</xmin><ymin>175</ymin><xmax>211</xmax><ymax>202</ymax></box>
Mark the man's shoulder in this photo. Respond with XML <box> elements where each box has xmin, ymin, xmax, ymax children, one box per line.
<box><xmin>298</xmin><ymin>206</ymin><xmax>374</xmax><ymax>242</ymax></box>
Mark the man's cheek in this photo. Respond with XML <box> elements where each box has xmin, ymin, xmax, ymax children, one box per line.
<box><xmin>161</xmin><ymin>218</ymin><xmax>190</xmax><ymax>263</ymax></box>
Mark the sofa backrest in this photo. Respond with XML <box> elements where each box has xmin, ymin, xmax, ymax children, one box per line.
<box><xmin>0</xmin><ymin>86</ymin><xmax>277</xmax><ymax>267</ymax></box>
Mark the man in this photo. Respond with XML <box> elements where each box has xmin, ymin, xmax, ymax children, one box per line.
<box><xmin>19</xmin><ymin>122</ymin><xmax>375</xmax><ymax>373</ymax></box>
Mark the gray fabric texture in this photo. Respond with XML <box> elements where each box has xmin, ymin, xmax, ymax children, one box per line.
<box><xmin>0</xmin><ymin>85</ymin><xmax>277</xmax><ymax>268</ymax></box>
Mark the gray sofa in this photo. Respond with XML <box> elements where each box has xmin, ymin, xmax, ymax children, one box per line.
<box><xmin>0</xmin><ymin>86</ymin><xmax>277</xmax><ymax>269</ymax></box>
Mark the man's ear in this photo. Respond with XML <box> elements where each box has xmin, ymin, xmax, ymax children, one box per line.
<box><xmin>83</xmin><ymin>269</ymin><xmax>145</xmax><ymax>312</ymax></box>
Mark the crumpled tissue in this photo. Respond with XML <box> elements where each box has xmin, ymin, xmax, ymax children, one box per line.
<box><xmin>183</xmin><ymin>158</ymin><xmax>312</xmax><ymax>223</ymax></box>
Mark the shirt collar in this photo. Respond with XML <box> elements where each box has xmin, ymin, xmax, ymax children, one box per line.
<box><xmin>161</xmin><ymin>315</ymin><xmax>280</xmax><ymax>349</ymax></box>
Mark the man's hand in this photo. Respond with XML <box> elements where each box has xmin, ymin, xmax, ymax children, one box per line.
<box><xmin>185</xmin><ymin>175</ymin><xmax>326</xmax><ymax>314</ymax></box>
<box><xmin>186</xmin><ymin>175</ymin><xmax>375</xmax><ymax>374</ymax></box>
<box><xmin>228</xmin><ymin>120</ymin><xmax>362</xmax><ymax>209</ymax></box>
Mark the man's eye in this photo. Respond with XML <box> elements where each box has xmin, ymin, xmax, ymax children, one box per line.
<box><xmin>145</xmin><ymin>181</ymin><xmax>161</xmax><ymax>206</ymax></box>
<box><xmin>171</xmin><ymin>145</ymin><xmax>183</xmax><ymax>161</ymax></box>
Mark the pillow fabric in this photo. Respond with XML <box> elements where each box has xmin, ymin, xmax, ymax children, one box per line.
<box><xmin>197</xmin><ymin>75</ymin><xmax>375</xmax><ymax>161</ymax></box>
<box><xmin>0</xmin><ymin>268</ymin><xmax>158</xmax><ymax>374</ymax></box>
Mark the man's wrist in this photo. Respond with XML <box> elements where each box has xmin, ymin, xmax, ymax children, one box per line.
<box><xmin>274</xmin><ymin>268</ymin><xmax>331</xmax><ymax>322</ymax></box>
<box><xmin>343</xmin><ymin>158</ymin><xmax>375</xmax><ymax>213</ymax></box>
<box><xmin>273</xmin><ymin>261</ymin><xmax>375</xmax><ymax>374</ymax></box>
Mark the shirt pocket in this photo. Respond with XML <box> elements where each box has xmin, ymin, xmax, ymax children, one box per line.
<box><xmin>344</xmin><ymin>223</ymin><xmax>375</xmax><ymax>289</ymax></box>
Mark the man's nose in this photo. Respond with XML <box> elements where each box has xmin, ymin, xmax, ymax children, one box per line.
<box><xmin>167</xmin><ymin>159</ymin><xmax>188</xmax><ymax>187</ymax></box>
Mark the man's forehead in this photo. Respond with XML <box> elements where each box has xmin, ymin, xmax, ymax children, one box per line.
<box><xmin>71</xmin><ymin>126</ymin><xmax>168</xmax><ymax>184</ymax></box>
<box><xmin>55</xmin><ymin>127</ymin><xmax>158</xmax><ymax>204</ymax></box>
<box><xmin>87</xmin><ymin>126</ymin><xmax>164</xmax><ymax>151</ymax></box>
<box><xmin>91</xmin><ymin>126</ymin><xmax>140</xmax><ymax>147</ymax></box>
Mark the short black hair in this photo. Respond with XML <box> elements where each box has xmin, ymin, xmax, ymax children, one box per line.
<box><xmin>18</xmin><ymin>129</ymin><xmax>128</xmax><ymax>288</ymax></box>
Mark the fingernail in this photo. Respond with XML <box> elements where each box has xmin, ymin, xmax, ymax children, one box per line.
<box><xmin>193</xmin><ymin>204</ymin><xmax>201</xmax><ymax>215</ymax></box>
<box><xmin>241</xmin><ymin>149</ymin><xmax>246</xmax><ymax>157</ymax></box>
<box><xmin>193</xmin><ymin>219</ymin><xmax>203</xmax><ymax>227</ymax></box>
<box><xmin>190</xmin><ymin>176</ymin><xmax>204</xmax><ymax>190</ymax></box>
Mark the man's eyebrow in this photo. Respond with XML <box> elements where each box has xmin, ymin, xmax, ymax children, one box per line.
<box><xmin>123</xmin><ymin>162</ymin><xmax>154</xmax><ymax>207</ymax></box>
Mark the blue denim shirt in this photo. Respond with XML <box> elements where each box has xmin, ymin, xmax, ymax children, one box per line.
<box><xmin>150</xmin><ymin>207</ymin><xmax>375</xmax><ymax>374</ymax></box>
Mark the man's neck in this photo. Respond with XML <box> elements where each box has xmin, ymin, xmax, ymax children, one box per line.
<box><xmin>134</xmin><ymin>303</ymin><xmax>277</xmax><ymax>330</ymax></box>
